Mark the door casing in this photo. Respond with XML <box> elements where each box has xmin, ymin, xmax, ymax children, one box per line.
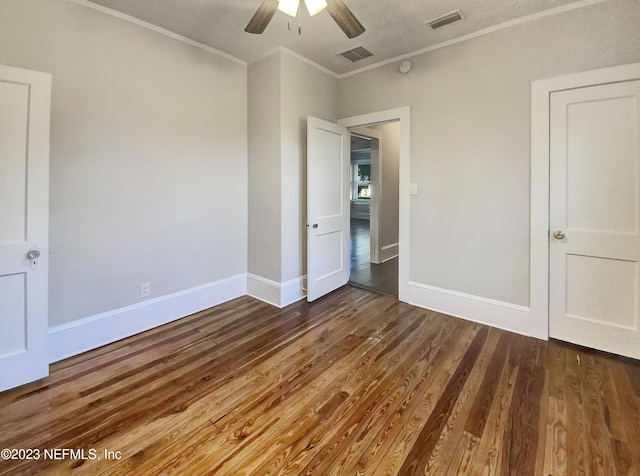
<box><xmin>338</xmin><ymin>107</ymin><xmax>411</xmax><ymax>303</ymax></box>
<box><xmin>530</xmin><ymin>62</ymin><xmax>640</xmax><ymax>340</ymax></box>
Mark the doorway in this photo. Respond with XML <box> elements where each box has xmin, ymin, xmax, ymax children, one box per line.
<box><xmin>348</xmin><ymin>122</ymin><xmax>400</xmax><ymax>297</ymax></box>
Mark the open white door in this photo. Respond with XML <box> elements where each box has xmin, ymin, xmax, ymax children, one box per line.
<box><xmin>549</xmin><ymin>79</ymin><xmax>640</xmax><ymax>359</ymax></box>
<box><xmin>307</xmin><ymin>116</ymin><xmax>350</xmax><ymax>302</ymax></box>
<box><xmin>0</xmin><ymin>65</ymin><xmax>51</xmax><ymax>391</ymax></box>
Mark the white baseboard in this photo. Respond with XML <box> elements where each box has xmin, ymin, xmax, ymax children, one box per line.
<box><xmin>380</xmin><ymin>243</ymin><xmax>399</xmax><ymax>263</ymax></box>
<box><xmin>407</xmin><ymin>281</ymin><xmax>542</xmax><ymax>339</ymax></box>
<box><xmin>246</xmin><ymin>273</ymin><xmax>281</xmax><ymax>307</ymax></box>
<box><xmin>48</xmin><ymin>274</ymin><xmax>247</xmax><ymax>363</ymax></box>
<box><xmin>246</xmin><ymin>273</ymin><xmax>307</xmax><ymax>308</ymax></box>
<box><xmin>47</xmin><ymin>273</ymin><xmax>541</xmax><ymax>365</ymax></box>
<box><xmin>280</xmin><ymin>275</ymin><xmax>307</xmax><ymax>307</ymax></box>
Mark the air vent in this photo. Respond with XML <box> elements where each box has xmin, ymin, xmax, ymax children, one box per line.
<box><xmin>426</xmin><ymin>9</ymin><xmax>465</xmax><ymax>30</ymax></box>
<box><xmin>339</xmin><ymin>46</ymin><xmax>374</xmax><ymax>63</ymax></box>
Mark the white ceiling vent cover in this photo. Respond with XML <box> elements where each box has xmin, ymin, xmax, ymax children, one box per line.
<box><xmin>426</xmin><ymin>9</ymin><xmax>465</xmax><ymax>30</ymax></box>
<box><xmin>339</xmin><ymin>46</ymin><xmax>374</xmax><ymax>63</ymax></box>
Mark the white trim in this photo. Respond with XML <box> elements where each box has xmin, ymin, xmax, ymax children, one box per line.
<box><xmin>339</xmin><ymin>107</ymin><xmax>410</xmax><ymax>303</ymax></box>
<box><xmin>530</xmin><ymin>62</ymin><xmax>640</xmax><ymax>341</ymax></box>
<box><xmin>249</xmin><ymin>47</ymin><xmax>340</xmax><ymax>79</ymax></box>
<box><xmin>69</xmin><ymin>0</ymin><xmax>607</xmax><ymax>78</ymax></box>
<box><xmin>246</xmin><ymin>273</ymin><xmax>307</xmax><ymax>308</ymax></box>
<box><xmin>380</xmin><ymin>243</ymin><xmax>399</xmax><ymax>263</ymax></box>
<box><xmin>336</xmin><ymin>0</ymin><xmax>611</xmax><ymax>79</ymax></box>
<box><xmin>351</xmin><ymin>212</ymin><xmax>370</xmax><ymax>220</ymax></box>
<box><xmin>280</xmin><ymin>47</ymin><xmax>339</xmax><ymax>79</ymax></box>
<box><xmin>69</xmin><ymin>0</ymin><xmax>246</xmax><ymax>66</ymax></box>
<box><xmin>407</xmin><ymin>282</ymin><xmax>539</xmax><ymax>338</ymax></box>
<box><xmin>246</xmin><ymin>273</ymin><xmax>282</xmax><ymax>307</ymax></box>
<box><xmin>249</xmin><ymin>47</ymin><xmax>282</xmax><ymax>65</ymax></box>
<box><xmin>280</xmin><ymin>275</ymin><xmax>308</xmax><ymax>307</ymax></box>
<box><xmin>48</xmin><ymin>274</ymin><xmax>247</xmax><ymax>363</ymax></box>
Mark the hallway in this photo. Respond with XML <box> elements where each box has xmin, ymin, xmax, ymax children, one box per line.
<box><xmin>349</xmin><ymin>218</ymin><xmax>398</xmax><ymax>296</ymax></box>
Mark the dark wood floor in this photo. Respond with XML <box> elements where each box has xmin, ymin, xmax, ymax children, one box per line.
<box><xmin>350</xmin><ymin>218</ymin><xmax>398</xmax><ymax>297</ymax></box>
<box><xmin>1</xmin><ymin>286</ymin><xmax>640</xmax><ymax>475</ymax></box>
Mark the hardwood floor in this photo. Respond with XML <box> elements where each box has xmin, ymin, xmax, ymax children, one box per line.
<box><xmin>1</xmin><ymin>286</ymin><xmax>640</xmax><ymax>475</ymax></box>
<box><xmin>350</xmin><ymin>218</ymin><xmax>398</xmax><ymax>297</ymax></box>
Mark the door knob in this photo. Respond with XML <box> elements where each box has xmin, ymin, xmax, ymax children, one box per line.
<box><xmin>552</xmin><ymin>230</ymin><xmax>565</xmax><ymax>240</ymax></box>
<box><xmin>27</xmin><ymin>249</ymin><xmax>41</xmax><ymax>260</ymax></box>
<box><xmin>312</xmin><ymin>224</ymin><xmax>319</xmax><ymax>229</ymax></box>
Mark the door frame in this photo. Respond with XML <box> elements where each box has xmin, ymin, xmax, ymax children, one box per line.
<box><xmin>338</xmin><ymin>107</ymin><xmax>410</xmax><ymax>302</ymax></box>
<box><xmin>530</xmin><ymin>62</ymin><xmax>640</xmax><ymax>340</ymax></box>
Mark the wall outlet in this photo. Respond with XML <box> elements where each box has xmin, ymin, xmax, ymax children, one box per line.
<box><xmin>140</xmin><ymin>282</ymin><xmax>151</xmax><ymax>298</ymax></box>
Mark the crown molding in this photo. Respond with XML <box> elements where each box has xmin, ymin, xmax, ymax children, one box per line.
<box><xmin>336</xmin><ymin>0</ymin><xmax>612</xmax><ymax>79</ymax></box>
<box><xmin>68</xmin><ymin>0</ymin><xmax>611</xmax><ymax>78</ymax></box>
<box><xmin>69</xmin><ymin>0</ymin><xmax>247</xmax><ymax>66</ymax></box>
<box><xmin>279</xmin><ymin>47</ymin><xmax>340</xmax><ymax>78</ymax></box>
<box><xmin>249</xmin><ymin>46</ymin><xmax>340</xmax><ymax>79</ymax></box>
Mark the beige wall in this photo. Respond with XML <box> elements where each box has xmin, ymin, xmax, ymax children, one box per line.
<box><xmin>0</xmin><ymin>0</ymin><xmax>248</xmax><ymax>325</ymax></box>
<box><xmin>247</xmin><ymin>49</ymin><xmax>337</xmax><ymax>290</ymax></box>
<box><xmin>280</xmin><ymin>52</ymin><xmax>337</xmax><ymax>282</ymax></box>
<box><xmin>248</xmin><ymin>54</ymin><xmax>282</xmax><ymax>282</ymax></box>
<box><xmin>3</xmin><ymin>0</ymin><xmax>639</xmax><ymax>329</ymax></box>
<box><xmin>338</xmin><ymin>0</ymin><xmax>640</xmax><ymax>306</ymax></box>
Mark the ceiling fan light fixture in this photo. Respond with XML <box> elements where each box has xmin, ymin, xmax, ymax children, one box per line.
<box><xmin>304</xmin><ymin>0</ymin><xmax>327</xmax><ymax>16</ymax></box>
<box><xmin>278</xmin><ymin>0</ymin><xmax>299</xmax><ymax>17</ymax></box>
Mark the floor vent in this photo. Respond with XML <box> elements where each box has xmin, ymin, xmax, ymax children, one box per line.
<box><xmin>339</xmin><ymin>46</ymin><xmax>374</xmax><ymax>63</ymax></box>
<box><xmin>426</xmin><ymin>9</ymin><xmax>465</xmax><ymax>30</ymax></box>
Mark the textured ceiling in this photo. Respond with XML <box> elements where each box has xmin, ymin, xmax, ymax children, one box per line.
<box><xmin>86</xmin><ymin>0</ymin><xmax>592</xmax><ymax>74</ymax></box>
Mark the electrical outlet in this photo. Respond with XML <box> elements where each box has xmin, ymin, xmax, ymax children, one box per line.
<box><xmin>140</xmin><ymin>282</ymin><xmax>151</xmax><ymax>298</ymax></box>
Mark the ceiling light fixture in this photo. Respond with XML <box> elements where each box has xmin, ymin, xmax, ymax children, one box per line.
<box><xmin>246</xmin><ymin>0</ymin><xmax>365</xmax><ymax>39</ymax></box>
<box><xmin>278</xmin><ymin>0</ymin><xmax>327</xmax><ymax>17</ymax></box>
<box><xmin>304</xmin><ymin>0</ymin><xmax>328</xmax><ymax>16</ymax></box>
<box><xmin>278</xmin><ymin>0</ymin><xmax>299</xmax><ymax>17</ymax></box>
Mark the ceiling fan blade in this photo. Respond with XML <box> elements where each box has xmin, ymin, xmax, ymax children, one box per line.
<box><xmin>245</xmin><ymin>0</ymin><xmax>279</xmax><ymax>34</ymax></box>
<box><xmin>326</xmin><ymin>0</ymin><xmax>365</xmax><ymax>39</ymax></box>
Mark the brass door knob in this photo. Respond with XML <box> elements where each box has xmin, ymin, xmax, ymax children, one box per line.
<box><xmin>552</xmin><ymin>230</ymin><xmax>565</xmax><ymax>240</ymax></box>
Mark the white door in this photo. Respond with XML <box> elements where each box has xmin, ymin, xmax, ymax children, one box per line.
<box><xmin>549</xmin><ymin>80</ymin><xmax>640</xmax><ymax>359</ymax></box>
<box><xmin>307</xmin><ymin>116</ymin><xmax>350</xmax><ymax>302</ymax></box>
<box><xmin>0</xmin><ymin>65</ymin><xmax>51</xmax><ymax>391</ymax></box>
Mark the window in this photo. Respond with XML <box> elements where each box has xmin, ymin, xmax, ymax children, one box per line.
<box><xmin>351</xmin><ymin>161</ymin><xmax>371</xmax><ymax>200</ymax></box>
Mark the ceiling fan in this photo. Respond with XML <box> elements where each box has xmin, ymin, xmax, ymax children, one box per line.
<box><xmin>245</xmin><ymin>0</ymin><xmax>365</xmax><ymax>39</ymax></box>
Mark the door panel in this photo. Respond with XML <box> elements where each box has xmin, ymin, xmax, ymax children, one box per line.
<box><xmin>0</xmin><ymin>82</ymin><xmax>29</xmax><ymax>242</ymax></box>
<box><xmin>565</xmin><ymin>96</ymin><xmax>638</xmax><ymax>233</ymax></box>
<box><xmin>549</xmin><ymin>80</ymin><xmax>640</xmax><ymax>359</ymax></box>
<box><xmin>565</xmin><ymin>255</ymin><xmax>636</xmax><ymax>328</ymax></box>
<box><xmin>313</xmin><ymin>130</ymin><xmax>344</xmax><ymax>218</ymax></box>
<box><xmin>0</xmin><ymin>65</ymin><xmax>51</xmax><ymax>391</ymax></box>
<box><xmin>0</xmin><ymin>274</ymin><xmax>27</xmax><ymax>356</ymax></box>
<box><xmin>307</xmin><ymin>116</ymin><xmax>350</xmax><ymax>302</ymax></box>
